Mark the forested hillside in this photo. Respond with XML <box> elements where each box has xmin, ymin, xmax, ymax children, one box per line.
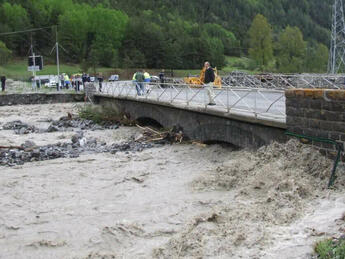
<box><xmin>0</xmin><ymin>0</ymin><xmax>333</xmax><ymax>72</ymax></box>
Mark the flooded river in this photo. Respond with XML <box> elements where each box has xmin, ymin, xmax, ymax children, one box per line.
<box><xmin>0</xmin><ymin>103</ymin><xmax>344</xmax><ymax>259</ymax></box>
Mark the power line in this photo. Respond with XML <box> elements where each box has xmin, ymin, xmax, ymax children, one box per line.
<box><xmin>0</xmin><ymin>26</ymin><xmax>54</xmax><ymax>36</ymax></box>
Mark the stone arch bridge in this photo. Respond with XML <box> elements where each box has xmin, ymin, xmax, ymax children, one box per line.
<box><xmin>93</xmin><ymin>94</ymin><xmax>287</xmax><ymax>149</ymax></box>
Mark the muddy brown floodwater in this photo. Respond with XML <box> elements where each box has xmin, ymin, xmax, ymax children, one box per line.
<box><xmin>0</xmin><ymin>103</ymin><xmax>345</xmax><ymax>259</ymax></box>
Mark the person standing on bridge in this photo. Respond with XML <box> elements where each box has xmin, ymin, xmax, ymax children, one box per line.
<box><xmin>60</xmin><ymin>74</ymin><xmax>65</xmax><ymax>89</ymax></box>
<box><xmin>134</xmin><ymin>70</ymin><xmax>145</xmax><ymax>96</ymax></box>
<box><xmin>159</xmin><ymin>69</ymin><xmax>165</xmax><ymax>88</ymax></box>
<box><xmin>144</xmin><ymin>70</ymin><xmax>152</xmax><ymax>94</ymax></box>
<box><xmin>82</xmin><ymin>73</ymin><xmax>87</xmax><ymax>88</ymax></box>
<box><xmin>98</xmin><ymin>73</ymin><xmax>104</xmax><ymax>92</ymax></box>
<box><xmin>204</xmin><ymin>61</ymin><xmax>216</xmax><ymax>106</ymax></box>
<box><xmin>132</xmin><ymin>72</ymin><xmax>139</xmax><ymax>95</ymax></box>
<box><xmin>1</xmin><ymin>75</ymin><xmax>6</xmax><ymax>92</ymax></box>
<box><xmin>144</xmin><ymin>71</ymin><xmax>150</xmax><ymax>84</ymax></box>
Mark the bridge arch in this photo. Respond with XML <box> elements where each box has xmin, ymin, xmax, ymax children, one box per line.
<box><xmin>136</xmin><ymin>117</ymin><xmax>164</xmax><ymax>129</ymax></box>
<box><xmin>190</xmin><ymin>122</ymin><xmax>265</xmax><ymax>148</ymax></box>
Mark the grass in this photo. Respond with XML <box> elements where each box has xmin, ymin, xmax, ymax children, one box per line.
<box><xmin>0</xmin><ymin>56</ymin><xmax>257</xmax><ymax>81</ymax></box>
<box><xmin>0</xmin><ymin>60</ymin><xmax>117</xmax><ymax>81</ymax></box>
<box><xmin>222</xmin><ymin>56</ymin><xmax>256</xmax><ymax>74</ymax></box>
<box><xmin>78</xmin><ymin>104</ymin><xmax>134</xmax><ymax>126</ymax></box>
<box><xmin>0</xmin><ymin>60</ymin><xmax>79</xmax><ymax>80</ymax></box>
<box><xmin>78</xmin><ymin>104</ymin><xmax>118</xmax><ymax>124</ymax></box>
<box><xmin>315</xmin><ymin>238</ymin><xmax>345</xmax><ymax>258</ymax></box>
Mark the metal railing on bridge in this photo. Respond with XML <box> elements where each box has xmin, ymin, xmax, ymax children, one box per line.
<box><xmin>99</xmin><ymin>81</ymin><xmax>286</xmax><ymax>124</ymax></box>
<box><xmin>221</xmin><ymin>73</ymin><xmax>345</xmax><ymax>89</ymax></box>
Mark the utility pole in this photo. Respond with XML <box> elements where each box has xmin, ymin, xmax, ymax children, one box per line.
<box><xmin>328</xmin><ymin>0</ymin><xmax>345</xmax><ymax>74</ymax></box>
<box><xmin>55</xmin><ymin>26</ymin><xmax>60</xmax><ymax>89</ymax></box>
<box><xmin>30</xmin><ymin>34</ymin><xmax>37</xmax><ymax>89</ymax></box>
<box><xmin>50</xmin><ymin>25</ymin><xmax>61</xmax><ymax>90</ymax></box>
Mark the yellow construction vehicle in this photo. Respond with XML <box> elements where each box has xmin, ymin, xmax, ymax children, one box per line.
<box><xmin>184</xmin><ymin>67</ymin><xmax>222</xmax><ymax>88</ymax></box>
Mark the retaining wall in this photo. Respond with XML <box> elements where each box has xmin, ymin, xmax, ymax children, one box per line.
<box><xmin>285</xmin><ymin>89</ymin><xmax>345</xmax><ymax>160</ymax></box>
<box><xmin>0</xmin><ymin>93</ymin><xmax>84</xmax><ymax>106</ymax></box>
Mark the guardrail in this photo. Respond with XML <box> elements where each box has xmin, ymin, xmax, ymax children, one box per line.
<box><xmin>222</xmin><ymin>73</ymin><xmax>345</xmax><ymax>89</ymax></box>
<box><xmin>99</xmin><ymin>81</ymin><xmax>286</xmax><ymax>123</ymax></box>
<box><xmin>2</xmin><ymin>81</ymin><xmax>83</xmax><ymax>94</ymax></box>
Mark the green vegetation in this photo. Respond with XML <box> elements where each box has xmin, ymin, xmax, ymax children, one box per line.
<box><xmin>0</xmin><ymin>0</ymin><xmax>333</xmax><ymax>73</ymax></box>
<box><xmin>315</xmin><ymin>238</ymin><xmax>345</xmax><ymax>259</ymax></box>
<box><xmin>222</xmin><ymin>56</ymin><xmax>255</xmax><ymax>74</ymax></box>
<box><xmin>249</xmin><ymin>14</ymin><xmax>273</xmax><ymax>71</ymax></box>
<box><xmin>78</xmin><ymin>105</ymin><xmax>118</xmax><ymax>124</ymax></box>
<box><xmin>0</xmin><ymin>40</ymin><xmax>11</xmax><ymax>65</ymax></box>
<box><xmin>0</xmin><ymin>60</ymin><xmax>78</xmax><ymax>80</ymax></box>
<box><xmin>276</xmin><ymin>26</ymin><xmax>307</xmax><ymax>73</ymax></box>
<box><xmin>78</xmin><ymin>104</ymin><xmax>134</xmax><ymax>125</ymax></box>
<box><xmin>0</xmin><ymin>60</ymin><xmax>116</xmax><ymax>80</ymax></box>
<box><xmin>0</xmin><ymin>58</ymin><xmax>256</xmax><ymax>80</ymax></box>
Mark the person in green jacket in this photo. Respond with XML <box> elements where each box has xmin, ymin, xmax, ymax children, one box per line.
<box><xmin>134</xmin><ymin>70</ymin><xmax>145</xmax><ymax>96</ymax></box>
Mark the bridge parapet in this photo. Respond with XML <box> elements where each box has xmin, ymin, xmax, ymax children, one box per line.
<box><xmin>286</xmin><ymin>89</ymin><xmax>345</xmax><ymax>160</ymax></box>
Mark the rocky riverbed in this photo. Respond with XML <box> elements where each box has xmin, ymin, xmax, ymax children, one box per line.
<box><xmin>0</xmin><ymin>103</ymin><xmax>345</xmax><ymax>259</ymax></box>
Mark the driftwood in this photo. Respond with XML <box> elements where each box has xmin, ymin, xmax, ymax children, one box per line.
<box><xmin>0</xmin><ymin>145</ymin><xmax>24</xmax><ymax>150</ymax></box>
<box><xmin>136</xmin><ymin>124</ymin><xmax>184</xmax><ymax>143</ymax></box>
<box><xmin>192</xmin><ymin>141</ymin><xmax>207</xmax><ymax>148</ymax></box>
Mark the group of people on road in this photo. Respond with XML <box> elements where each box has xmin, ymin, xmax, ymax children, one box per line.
<box><xmin>55</xmin><ymin>72</ymin><xmax>103</xmax><ymax>92</ymax></box>
<box><xmin>59</xmin><ymin>73</ymin><xmax>71</xmax><ymax>90</ymax></box>
<box><xmin>132</xmin><ymin>70</ymin><xmax>167</xmax><ymax>96</ymax></box>
<box><xmin>132</xmin><ymin>62</ymin><xmax>216</xmax><ymax>105</ymax></box>
<box><xmin>0</xmin><ymin>61</ymin><xmax>217</xmax><ymax>105</ymax></box>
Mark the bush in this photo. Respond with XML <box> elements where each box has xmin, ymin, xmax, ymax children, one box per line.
<box><xmin>78</xmin><ymin>104</ymin><xmax>120</xmax><ymax>124</ymax></box>
<box><xmin>0</xmin><ymin>41</ymin><xmax>12</xmax><ymax>65</ymax></box>
<box><xmin>315</xmin><ymin>238</ymin><xmax>345</xmax><ymax>259</ymax></box>
<box><xmin>78</xmin><ymin>104</ymin><xmax>134</xmax><ymax>125</ymax></box>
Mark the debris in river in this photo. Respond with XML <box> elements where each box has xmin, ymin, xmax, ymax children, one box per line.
<box><xmin>0</xmin><ymin>133</ymin><xmax>155</xmax><ymax>166</ymax></box>
<box><xmin>48</xmin><ymin>115</ymin><xmax>120</xmax><ymax>131</ymax></box>
<box><xmin>2</xmin><ymin>120</ymin><xmax>38</xmax><ymax>134</ymax></box>
<box><xmin>135</xmin><ymin>124</ymin><xmax>184</xmax><ymax>144</ymax></box>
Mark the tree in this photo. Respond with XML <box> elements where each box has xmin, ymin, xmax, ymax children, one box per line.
<box><xmin>0</xmin><ymin>41</ymin><xmax>12</xmax><ymax>65</ymax></box>
<box><xmin>203</xmin><ymin>23</ymin><xmax>237</xmax><ymax>56</ymax></box>
<box><xmin>59</xmin><ymin>4</ymin><xmax>128</xmax><ymax>67</ymax></box>
<box><xmin>0</xmin><ymin>2</ymin><xmax>31</xmax><ymax>55</ymax></box>
<box><xmin>87</xmin><ymin>5</ymin><xmax>128</xmax><ymax>67</ymax></box>
<box><xmin>58</xmin><ymin>5</ymin><xmax>90</xmax><ymax>62</ymax></box>
<box><xmin>0</xmin><ymin>0</ymin><xmax>334</xmax><ymax>71</ymax></box>
<box><xmin>207</xmin><ymin>37</ymin><xmax>225</xmax><ymax>69</ymax></box>
<box><xmin>248</xmin><ymin>14</ymin><xmax>273</xmax><ymax>70</ymax></box>
<box><xmin>305</xmin><ymin>42</ymin><xmax>328</xmax><ymax>73</ymax></box>
<box><xmin>276</xmin><ymin>26</ymin><xmax>306</xmax><ymax>73</ymax></box>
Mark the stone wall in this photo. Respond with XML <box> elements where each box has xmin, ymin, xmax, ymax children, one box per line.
<box><xmin>0</xmin><ymin>93</ymin><xmax>84</xmax><ymax>106</ymax></box>
<box><xmin>285</xmin><ymin>89</ymin><xmax>345</xmax><ymax>160</ymax></box>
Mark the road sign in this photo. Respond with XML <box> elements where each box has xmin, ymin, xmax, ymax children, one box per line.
<box><xmin>28</xmin><ymin>66</ymin><xmax>40</xmax><ymax>72</ymax></box>
<box><xmin>28</xmin><ymin>56</ymin><xmax>43</xmax><ymax>70</ymax></box>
